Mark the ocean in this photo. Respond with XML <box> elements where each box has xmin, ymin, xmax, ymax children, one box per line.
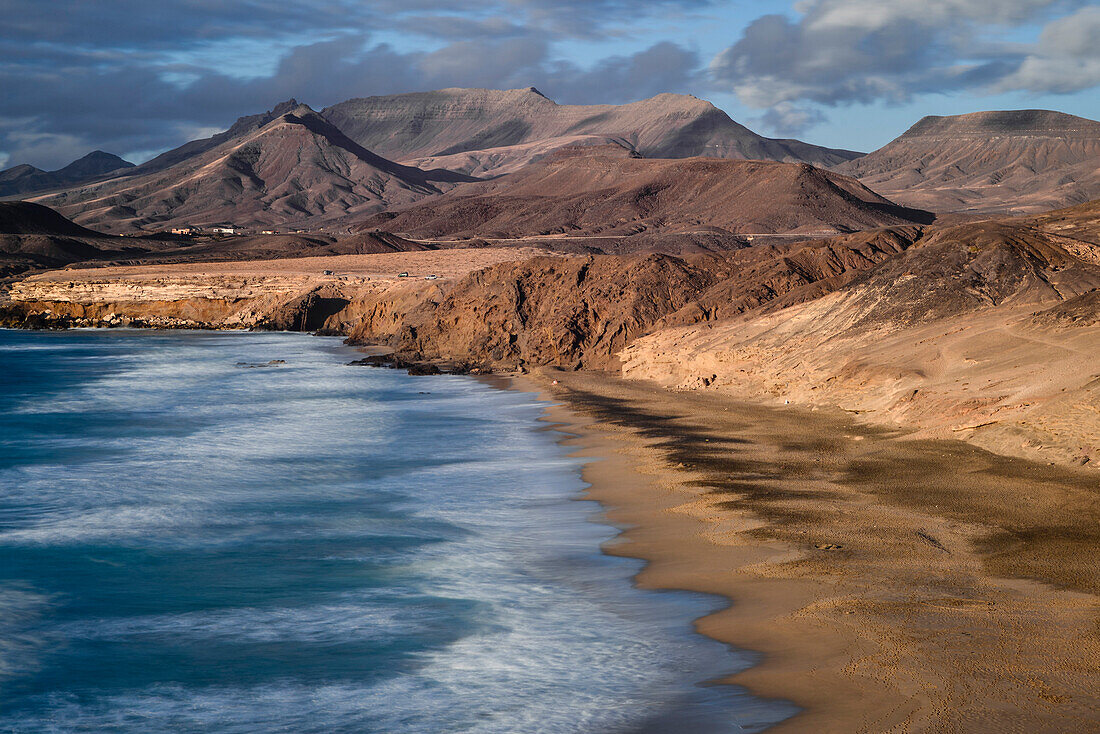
<box><xmin>0</xmin><ymin>329</ymin><xmax>793</xmax><ymax>733</ymax></box>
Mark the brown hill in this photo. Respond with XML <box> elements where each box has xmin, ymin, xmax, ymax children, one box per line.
<box><xmin>0</xmin><ymin>201</ymin><xmax>105</xmax><ymax>237</ymax></box>
<box><xmin>837</xmin><ymin>110</ymin><xmax>1100</xmax><ymax>214</ymax></box>
<box><xmin>359</xmin><ymin>149</ymin><xmax>931</xmax><ymax>239</ymax></box>
<box><xmin>31</xmin><ymin>104</ymin><xmax>474</xmax><ymax>234</ymax></box>
<box><xmin>0</xmin><ymin>151</ymin><xmax>133</xmax><ymax>198</ymax></box>
<box><xmin>131</xmin><ymin>100</ymin><xmax>307</xmax><ymax>175</ymax></box>
<box><xmin>363</xmin><ymin>224</ymin><xmax>925</xmax><ymax>369</ymax></box>
<box><xmin>621</xmin><ymin>198</ymin><xmax>1100</xmax><ymax>466</ymax></box>
<box><xmin>323</xmin><ymin>87</ymin><xmax>863</xmax><ymax>176</ymax></box>
<box><xmin>0</xmin><ymin>201</ymin><xmax>433</xmax><ymax>278</ymax></box>
<box><xmin>132</xmin><ymin>231</ymin><xmax>435</xmax><ymax>266</ymax></box>
<box><xmin>0</xmin><ymin>202</ymin><xmax>159</xmax><ymax>278</ymax></box>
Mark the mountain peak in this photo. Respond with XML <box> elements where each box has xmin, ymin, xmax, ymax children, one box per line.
<box><xmin>56</xmin><ymin>150</ymin><xmax>134</xmax><ymax>178</ymax></box>
<box><xmin>838</xmin><ymin>108</ymin><xmax>1100</xmax><ymax>214</ymax></box>
<box><xmin>902</xmin><ymin>109</ymin><xmax>1100</xmax><ymax>138</ymax></box>
<box><xmin>270</xmin><ymin>99</ymin><xmax>302</xmax><ymax>116</ymax></box>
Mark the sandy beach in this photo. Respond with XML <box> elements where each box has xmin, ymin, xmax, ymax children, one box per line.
<box><xmin>518</xmin><ymin>368</ymin><xmax>1100</xmax><ymax>733</ymax></box>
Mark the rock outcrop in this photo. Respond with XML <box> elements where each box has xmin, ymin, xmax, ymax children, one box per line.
<box><xmin>377</xmin><ymin>225</ymin><xmax>926</xmax><ymax>370</ymax></box>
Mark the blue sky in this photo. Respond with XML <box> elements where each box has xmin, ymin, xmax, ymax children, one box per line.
<box><xmin>2</xmin><ymin>0</ymin><xmax>1099</xmax><ymax>169</ymax></box>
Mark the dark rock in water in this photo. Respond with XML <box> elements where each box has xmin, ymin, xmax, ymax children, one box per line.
<box><xmin>405</xmin><ymin>363</ymin><xmax>441</xmax><ymax>376</ymax></box>
<box><xmin>347</xmin><ymin>352</ymin><xmax>470</xmax><ymax>376</ymax></box>
<box><xmin>235</xmin><ymin>359</ymin><xmax>286</xmax><ymax>369</ymax></box>
<box><xmin>348</xmin><ymin>355</ymin><xmax>393</xmax><ymax>367</ymax></box>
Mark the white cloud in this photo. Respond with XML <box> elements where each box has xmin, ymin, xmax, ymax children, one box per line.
<box><xmin>709</xmin><ymin>0</ymin><xmax>1095</xmax><ymax>112</ymax></box>
<box><xmin>996</xmin><ymin>6</ymin><xmax>1100</xmax><ymax>93</ymax></box>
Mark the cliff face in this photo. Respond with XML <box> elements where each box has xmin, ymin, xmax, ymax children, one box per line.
<box><xmin>4</xmin><ymin>248</ymin><xmax>541</xmax><ymax>334</ymax></box>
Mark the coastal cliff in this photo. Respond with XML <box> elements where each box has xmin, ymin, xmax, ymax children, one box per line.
<box><xmin>5</xmin><ymin>202</ymin><xmax>1100</xmax><ymax>471</ymax></box>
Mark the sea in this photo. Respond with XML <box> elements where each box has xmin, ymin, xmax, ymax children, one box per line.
<box><xmin>0</xmin><ymin>328</ymin><xmax>795</xmax><ymax>733</ymax></box>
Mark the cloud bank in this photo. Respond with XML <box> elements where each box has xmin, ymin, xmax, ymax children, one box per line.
<box><xmin>2</xmin><ymin>0</ymin><xmax>1098</xmax><ymax>167</ymax></box>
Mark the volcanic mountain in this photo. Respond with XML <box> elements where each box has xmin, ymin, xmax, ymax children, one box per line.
<box><xmin>837</xmin><ymin>109</ymin><xmax>1100</xmax><ymax>214</ymax></box>
<box><xmin>323</xmin><ymin>87</ymin><xmax>863</xmax><ymax>176</ymax></box>
<box><xmin>0</xmin><ymin>151</ymin><xmax>134</xmax><ymax>198</ymax></box>
<box><xmin>31</xmin><ymin>103</ymin><xmax>473</xmax><ymax>233</ymax></box>
<box><xmin>359</xmin><ymin>145</ymin><xmax>931</xmax><ymax>239</ymax></box>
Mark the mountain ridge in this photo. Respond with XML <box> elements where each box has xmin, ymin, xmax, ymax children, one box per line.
<box><xmin>359</xmin><ymin>148</ymin><xmax>931</xmax><ymax>239</ymax></box>
<box><xmin>324</xmin><ymin>87</ymin><xmax>863</xmax><ymax>176</ymax></box>
<box><xmin>31</xmin><ymin>104</ymin><xmax>475</xmax><ymax>233</ymax></box>
<box><xmin>0</xmin><ymin>151</ymin><xmax>134</xmax><ymax>198</ymax></box>
<box><xmin>837</xmin><ymin>108</ymin><xmax>1100</xmax><ymax>214</ymax></box>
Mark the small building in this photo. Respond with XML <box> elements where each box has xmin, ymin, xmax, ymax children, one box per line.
<box><xmin>170</xmin><ymin>227</ymin><xmax>194</xmax><ymax>235</ymax></box>
<box><xmin>261</xmin><ymin>229</ymin><xmax>277</xmax><ymax>235</ymax></box>
<box><xmin>210</xmin><ymin>226</ymin><xmax>239</xmax><ymax>235</ymax></box>
<box><xmin>322</xmin><ymin>270</ymin><xmax>334</xmax><ymax>276</ymax></box>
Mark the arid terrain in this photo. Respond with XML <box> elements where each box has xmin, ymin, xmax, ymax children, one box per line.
<box><xmin>6</xmin><ymin>247</ymin><xmax>545</xmax><ymax>333</ymax></box>
<box><xmin>838</xmin><ymin>110</ymin><xmax>1100</xmax><ymax>214</ymax></box>
<box><xmin>323</xmin><ymin>87</ymin><xmax>863</xmax><ymax>175</ymax></box>
<box><xmin>3</xmin><ymin>85</ymin><xmax>1100</xmax><ymax>732</ymax></box>
<box><xmin>361</xmin><ymin>145</ymin><xmax>931</xmax><ymax>239</ymax></box>
<box><xmin>0</xmin><ymin>150</ymin><xmax>133</xmax><ymax>198</ymax></box>
<box><xmin>29</xmin><ymin>104</ymin><xmax>474</xmax><ymax>234</ymax></box>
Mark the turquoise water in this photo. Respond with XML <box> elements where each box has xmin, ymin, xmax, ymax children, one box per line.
<box><xmin>0</xmin><ymin>329</ymin><xmax>793</xmax><ymax>732</ymax></box>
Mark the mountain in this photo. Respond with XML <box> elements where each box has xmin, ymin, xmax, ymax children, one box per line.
<box><xmin>836</xmin><ymin>110</ymin><xmax>1100</xmax><ymax>214</ymax></box>
<box><xmin>359</xmin><ymin>145</ymin><xmax>931</xmax><ymax>239</ymax></box>
<box><xmin>0</xmin><ymin>201</ymin><xmax>104</xmax><ymax>237</ymax></box>
<box><xmin>31</xmin><ymin>103</ymin><xmax>474</xmax><ymax>233</ymax></box>
<box><xmin>323</xmin><ymin>87</ymin><xmax>863</xmax><ymax>176</ymax></box>
<box><xmin>0</xmin><ymin>151</ymin><xmax>133</xmax><ymax>197</ymax></box>
<box><xmin>0</xmin><ymin>201</ymin><xmax>159</xmax><ymax>277</ymax></box>
<box><xmin>131</xmin><ymin>99</ymin><xmax>306</xmax><ymax>175</ymax></box>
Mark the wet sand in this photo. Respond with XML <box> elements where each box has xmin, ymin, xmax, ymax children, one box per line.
<box><xmin>517</xmin><ymin>368</ymin><xmax>1100</xmax><ymax>733</ymax></box>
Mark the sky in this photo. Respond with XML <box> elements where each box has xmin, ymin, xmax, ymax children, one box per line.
<box><xmin>2</xmin><ymin>0</ymin><xmax>1099</xmax><ymax>170</ymax></box>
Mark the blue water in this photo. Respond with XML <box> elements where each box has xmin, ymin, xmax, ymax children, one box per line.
<box><xmin>0</xmin><ymin>329</ymin><xmax>793</xmax><ymax>733</ymax></box>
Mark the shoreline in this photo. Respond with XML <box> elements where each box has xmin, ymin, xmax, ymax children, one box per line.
<box><xmin>7</xmin><ymin>324</ymin><xmax>1099</xmax><ymax>729</ymax></box>
<box><xmin>510</xmin><ymin>368</ymin><xmax>1100</xmax><ymax>733</ymax></box>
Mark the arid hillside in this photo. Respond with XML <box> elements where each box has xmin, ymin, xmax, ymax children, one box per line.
<box><xmin>837</xmin><ymin>109</ymin><xmax>1100</xmax><ymax>214</ymax></box>
<box><xmin>31</xmin><ymin>105</ymin><xmax>473</xmax><ymax>234</ymax></box>
<box><xmin>0</xmin><ymin>201</ymin><xmax>170</xmax><ymax>278</ymax></box>
<box><xmin>361</xmin><ymin>148</ymin><xmax>931</xmax><ymax>239</ymax></box>
<box><xmin>622</xmin><ymin>199</ymin><xmax>1100</xmax><ymax>467</ymax></box>
<box><xmin>0</xmin><ymin>201</ymin><xmax>436</xmax><ymax>278</ymax></box>
<box><xmin>378</xmin><ymin>225</ymin><xmax>926</xmax><ymax>369</ymax></box>
<box><xmin>324</xmin><ymin>87</ymin><xmax>863</xmax><ymax>175</ymax></box>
